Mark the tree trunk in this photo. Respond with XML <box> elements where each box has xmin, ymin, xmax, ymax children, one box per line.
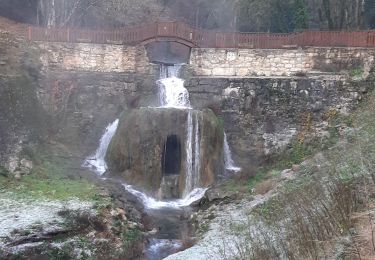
<box><xmin>323</xmin><ymin>0</ymin><xmax>334</xmax><ymax>29</ymax></box>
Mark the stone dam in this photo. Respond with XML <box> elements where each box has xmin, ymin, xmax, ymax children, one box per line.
<box><xmin>21</xmin><ymin>40</ymin><xmax>372</xmax><ymax>173</ymax></box>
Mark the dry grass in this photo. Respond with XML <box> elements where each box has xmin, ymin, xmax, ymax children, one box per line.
<box><xmin>216</xmin><ymin>85</ymin><xmax>375</xmax><ymax>259</ymax></box>
<box><xmin>253</xmin><ymin>179</ymin><xmax>276</xmax><ymax>195</ymax></box>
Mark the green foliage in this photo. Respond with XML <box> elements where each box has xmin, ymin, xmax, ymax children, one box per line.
<box><xmin>216</xmin><ymin>115</ymin><xmax>225</xmax><ymax>136</ymax></box>
<box><xmin>349</xmin><ymin>68</ymin><xmax>364</xmax><ymax>78</ymax></box>
<box><xmin>270</xmin><ymin>0</ymin><xmax>294</xmax><ymax>33</ymax></box>
<box><xmin>217</xmin><ymin>83</ymin><xmax>375</xmax><ymax>259</ymax></box>
<box><xmin>253</xmin><ymin>196</ymin><xmax>284</xmax><ymax>224</ymax></box>
<box><xmin>365</xmin><ymin>0</ymin><xmax>375</xmax><ymax>28</ymax></box>
<box><xmin>292</xmin><ymin>0</ymin><xmax>309</xmax><ymax>31</ymax></box>
<box><xmin>199</xmin><ymin>222</ymin><xmax>210</xmax><ymax>234</ymax></box>
<box><xmin>0</xmin><ymin>160</ymin><xmax>98</xmax><ymax>201</ymax></box>
<box><xmin>289</xmin><ymin>142</ymin><xmax>312</xmax><ymax>165</ymax></box>
<box><xmin>45</xmin><ymin>242</ymin><xmax>73</xmax><ymax>260</ymax></box>
<box><xmin>221</xmin><ymin>179</ymin><xmax>239</xmax><ymax>193</ymax></box>
<box><xmin>274</xmin><ymin>141</ymin><xmax>313</xmax><ymax>170</ymax></box>
<box><xmin>0</xmin><ymin>166</ymin><xmax>10</xmax><ymax>178</ymax></box>
<box><xmin>248</xmin><ymin>169</ymin><xmax>269</xmax><ymax>191</ymax></box>
<box><xmin>121</xmin><ymin>228</ymin><xmax>141</xmax><ymax>250</ymax></box>
<box><xmin>237</xmin><ymin>0</ymin><xmax>294</xmax><ymax>32</ymax></box>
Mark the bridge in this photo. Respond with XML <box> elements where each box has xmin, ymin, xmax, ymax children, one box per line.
<box><xmin>26</xmin><ymin>21</ymin><xmax>375</xmax><ymax>49</ymax></box>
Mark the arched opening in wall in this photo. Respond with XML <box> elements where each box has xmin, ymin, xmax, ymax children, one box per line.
<box><xmin>145</xmin><ymin>41</ymin><xmax>192</xmax><ymax>65</ymax></box>
<box><xmin>162</xmin><ymin>135</ymin><xmax>182</xmax><ymax>175</ymax></box>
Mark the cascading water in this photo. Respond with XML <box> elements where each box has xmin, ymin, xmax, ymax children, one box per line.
<box><xmin>158</xmin><ymin>64</ymin><xmax>202</xmax><ymax>197</ymax></box>
<box><xmin>184</xmin><ymin>112</ymin><xmax>202</xmax><ymax>197</ymax></box>
<box><xmin>193</xmin><ymin>113</ymin><xmax>201</xmax><ymax>188</ymax></box>
<box><xmin>184</xmin><ymin>111</ymin><xmax>194</xmax><ymax>197</ymax></box>
<box><xmin>83</xmin><ymin>119</ymin><xmax>119</xmax><ymax>175</ymax></box>
<box><xmin>84</xmin><ymin>62</ymin><xmax>239</xmax><ymax>259</ymax></box>
<box><xmin>123</xmin><ymin>184</ymin><xmax>207</xmax><ymax>210</ymax></box>
<box><xmin>159</xmin><ymin>64</ymin><xmax>181</xmax><ymax>79</ymax></box>
<box><xmin>224</xmin><ymin>132</ymin><xmax>241</xmax><ymax>172</ymax></box>
<box><xmin>158</xmin><ymin>65</ymin><xmax>191</xmax><ymax>108</ymax></box>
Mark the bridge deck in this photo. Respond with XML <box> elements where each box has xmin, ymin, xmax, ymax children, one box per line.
<box><xmin>26</xmin><ymin>21</ymin><xmax>375</xmax><ymax>48</ymax></box>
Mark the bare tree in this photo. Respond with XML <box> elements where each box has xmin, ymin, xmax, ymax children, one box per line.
<box><xmin>309</xmin><ymin>0</ymin><xmax>365</xmax><ymax>30</ymax></box>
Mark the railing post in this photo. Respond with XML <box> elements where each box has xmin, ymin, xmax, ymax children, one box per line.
<box><xmin>367</xmin><ymin>31</ymin><xmax>370</xmax><ymax>48</ymax></box>
<box><xmin>67</xmin><ymin>28</ymin><xmax>70</xmax><ymax>43</ymax></box>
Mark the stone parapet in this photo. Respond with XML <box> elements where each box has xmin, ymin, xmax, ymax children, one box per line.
<box><xmin>190</xmin><ymin>48</ymin><xmax>375</xmax><ymax>77</ymax></box>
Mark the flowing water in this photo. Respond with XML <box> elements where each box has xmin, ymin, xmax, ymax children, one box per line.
<box><xmin>123</xmin><ymin>184</ymin><xmax>207</xmax><ymax>210</ymax></box>
<box><xmin>224</xmin><ymin>132</ymin><xmax>241</xmax><ymax>172</ymax></box>
<box><xmin>84</xmin><ymin>64</ymin><xmax>240</xmax><ymax>259</ymax></box>
<box><xmin>193</xmin><ymin>113</ymin><xmax>201</xmax><ymax>188</ymax></box>
<box><xmin>183</xmin><ymin>111</ymin><xmax>202</xmax><ymax>197</ymax></box>
<box><xmin>157</xmin><ymin>65</ymin><xmax>191</xmax><ymax>109</ymax></box>
<box><xmin>83</xmin><ymin>119</ymin><xmax>119</xmax><ymax>175</ymax></box>
<box><xmin>184</xmin><ymin>111</ymin><xmax>194</xmax><ymax>197</ymax></box>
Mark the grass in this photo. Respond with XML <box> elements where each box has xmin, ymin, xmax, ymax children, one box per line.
<box><xmin>121</xmin><ymin>227</ymin><xmax>141</xmax><ymax>250</ymax></box>
<box><xmin>0</xmin><ymin>166</ymin><xmax>10</xmax><ymax>177</ymax></box>
<box><xmin>349</xmin><ymin>68</ymin><xmax>364</xmax><ymax>78</ymax></box>
<box><xmin>247</xmin><ymin>169</ymin><xmax>270</xmax><ymax>191</ymax></box>
<box><xmin>216</xmin><ymin>85</ymin><xmax>375</xmax><ymax>259</ymax></box>
<box><xmin>0</xmin><ymin>160</ymin><xmax>99</xmax><ymax>202</ymax></box>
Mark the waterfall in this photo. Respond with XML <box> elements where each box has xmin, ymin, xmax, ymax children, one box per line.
<box><xmin>224</xmin><ymin>132</ymin><xmax>241</xmax><ymax>172</ymax></box>
<box><xmin>183</xmin><ymin>111</ymin><xmax>202</xmax><ymax>197</ymax></box>
<box><xmin>160</xmin><ymin>64</ymin><xmax>182</xmax><ymax>79</ymax></box>
<box><xmin>193</xmin><ymin>113</ymin><xmax>201</xmax><ymax>187</ymax></box>
<box><xmin>83</xmin><ymin>119</ymin><xmax>119</xmax><ymax>175</ymax></box>
<box><xmin>158</xmin><ymin>64</ymin><xmax>191</xmax><ymax>108</ymax></box>
<box><xmin>184</xmin><ymin>111</ymin><xmax>194</xmax><ymax>197</ymax></box>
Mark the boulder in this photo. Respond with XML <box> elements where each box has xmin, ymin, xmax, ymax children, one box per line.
<box><xmin>106</xmin><ymin>107</ymin><xmax>224</xmax><ymax>199</ymax></box>
<box><xmin>14</xmin><ymin>171</ymin><xmax>21</xmax><ymax>180</ymax></box>
<box><xmin>20</xmin><ymin>158</ymin><xmax>33</xmax><ymax>174</ymax></box>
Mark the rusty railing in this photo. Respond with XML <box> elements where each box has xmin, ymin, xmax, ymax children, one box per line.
<box><xmin>26</xmin><ymin>21</ymin><xmax>375</xmax><ymax>48</ymax></box>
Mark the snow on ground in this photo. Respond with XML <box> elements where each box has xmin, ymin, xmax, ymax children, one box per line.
<box><xmin>0</xmin><ymin>192</ymin><xmax>93</xmax><ymax>243</ymax></box>
<box><xmin>165</xmin><ymin>192</ymin><xmax>273</xmax><ymax>260</ymax></box>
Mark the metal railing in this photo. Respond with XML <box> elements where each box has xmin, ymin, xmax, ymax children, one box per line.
<box><xmin>26</xmin><ymin>21</ymin><xmax>375</xmax><ymax>48</ymax></box>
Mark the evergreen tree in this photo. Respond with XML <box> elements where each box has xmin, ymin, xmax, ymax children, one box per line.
<box><xmin>270</xmin><ymin>0</ymin><xmax>293</xmax><ymax>33</ymax></box>
<box><xmin>292</xmin><ymin>0</ymin><xmax>309</xmax><ymax>31</ymax></box>
<box><xmin>365</xmin><ymin>0</ymin><xmax>375</xmax><ymax>29</ymax></box>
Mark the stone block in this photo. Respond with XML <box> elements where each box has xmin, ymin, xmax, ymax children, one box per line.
<box><xmin>236</xmin><ymin>68</ymin><xmax>249</xmax><ymax>77</ymax></box>
<box><xmin>212</xmin><ymin>67</ymin><xmax>236</xmax><ymax>76</ymax></box>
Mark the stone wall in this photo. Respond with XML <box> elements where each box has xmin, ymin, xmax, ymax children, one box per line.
<box><xmin>36</xmin><ymin>42</ymin><xmax>159</xmax><ymax>154</ymax></box>
<box><xmin>189</xmin><ymin>48</ymin><xmax>375</xmax><ymax>77</ymax></box>
<box><xmin>38</xmin><ymin>42</ymin><xmax>154</xmax><ymax>74</ymax></box>
<box><xmin>185</xmin><ymin>76</ymin><xmax>371</xmax><ymax>170</ymax></box>
<box><xmin>3</xmin><ymin>35</ymin><xmax>375</xmax><ymax>175</ymax></box>
<box><xmin>0</xmin><ymin>32</ymin><xmax>48</xmax><ymax>168</ymax></box>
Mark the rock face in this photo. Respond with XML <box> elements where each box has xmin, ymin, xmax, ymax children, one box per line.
<box><xmin>0</xmin><ymin>32</ymin><xmax>47</xmax><ymax>168</ymax></box>
<box><xmin>106</xmin><ymin>108</ymin><xmax>224</xmax><ymax>199</ymax></box>
<box><xmin>36</xmin><ymin>42</ymin><xmax>159</xmax><ymax>155</ymax></box>
<box><xmin>185</xmin><ymin>76</ymin><xmax>370</xmax><ymax>170</ymax></box>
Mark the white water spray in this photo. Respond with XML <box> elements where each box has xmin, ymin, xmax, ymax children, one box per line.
<box><xmin>123</xmin><ymin>184</ymin><xmax>207</xmax><ymax>209</ymax></box>
<box><xmin>158</xmin><ymin>64</ymin><xmax>191</xmax><ymax>108</ymax></box>
<box><xmin>224</xmin><ymin>132</ymin><xmax>241</xmax><ymax>172</ymax></box>
<box><xmin>183</xmin><ymin>111</ymin><xmax>202</xmax><ymax>197</ymax></box>
<box><xmin>193</xmin><ymin>113</ymin><xmax>201</xmax><ymax>187</ymax></box>
<box><xmin>83</xmin><ymin>119</ymin><xmax>119</xmax><ymax>175</ymax></box>
<box><xmin>160</xmin><ymin>64</ymin><xmax>182</xmax><ymax>79</ymax></box>
<box><xmin>184</xmin><ymin>111</ymin><xmax>194</xmax><ymax>196</ymax></box>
